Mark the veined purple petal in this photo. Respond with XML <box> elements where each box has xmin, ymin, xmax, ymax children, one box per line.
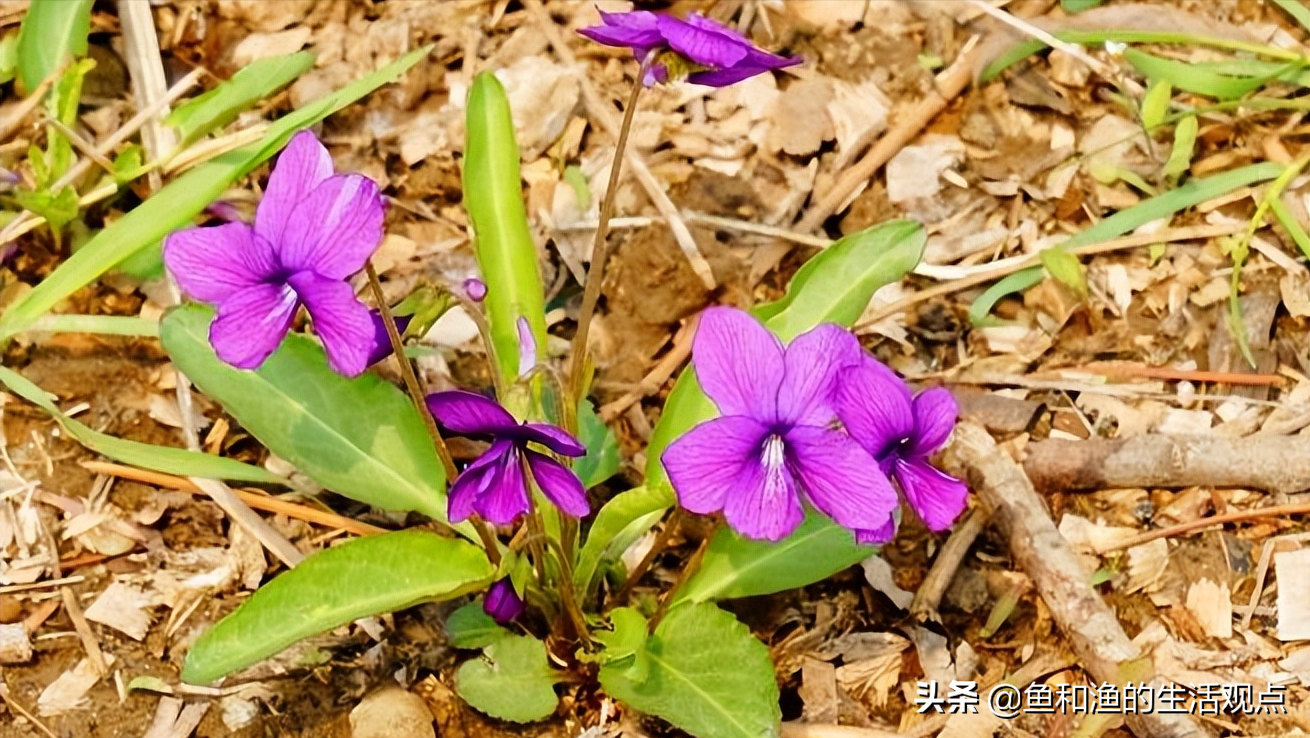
<box><xmin>448</xmin><ymin>441</ymin><xmax>509</xmax><ymax>523</ymax></box>
<box><xmin>484</xmin><ymin>579</ymin><xmax>524</xmax><ymax>624</ymax></box>
<box><xmin>208</xmin><ymin>282</ymin><xmax>299</xmax><ymax>370</ymax></box>
<box><xmin>280</xmin><ymin>173</ymin><xmax>384</xmax><ymax>279</ymax></box>
<box><xmin>657</xmin><ymin>14</ymin><xmax>750</xmax><ymax>69</ymax></box>
<box><xmin>692</xmin><ymin>306</ymin><xmax>784</xmax><ymax>419</ymax></box>
<box><xmin>785</xmin><ymin>425</ymin><xmax>898</xmax><ymax>533</ymax></box>
<box><xmin>834</xmin><ymin>359</ymin><xmax>914</xmax><ymax>460</ymax></box>
<box><xmin>256</xmin><ymin>130</ymin><xmax>334</xmax><ymax>246</ymax></box>
<box><xmin>662</xmin><ymin>415</ymin><xmax>770</xmax><ymax>516</ymax></box>
<box><xmin>519</xmin><ymin>423</ymin><xmax>586</xmax><ymax>457</ymax></box>
<box><xmin>365</xmin><ymin>312</ymin><xmax>414</xmax><ymax>367</ymax></box>
<box><xmin>894</xmin><ymin>459</ymin><xmax>968</xmax><ymax>532</ymax></box>
<box><xmin>910</xmin><ymin>387</ymin><xmax>958</xmax><ymax>457</ymax></box>
<box><xmin>526</xmin><ymin>451</ymin><xmax>589</xmax><ymax>517</ymax></box>
<box><xmin>577</xmin><ymin>9</ymin><xmax>664</xmax><ymax>53</ymax></box>
<box><xmin>163</xmin><ymin>223</ymin><xmax>278</xmax><ymax>303</ymax></box>
<box><xmin>426</xmin><ymin>390</ymin><xmax>520</xmax><ymax>436</ymax></box>
<box><xmin>723</xmin><ymin>432</ymin><xmax>804</xmax><ymax>541</ymax></box>
<box><xmin>776</xmin><ymin>323</ymin><xmax>862</xmax><ymax>426</ymax></box>
<box><xmin>855</xmin><ymin>519</ymin><xmax>897</xmax><ymax>546</ymax></box>
<box><xmin>686</xmin><ymin>56</ymin><xmax>799</xmax><ymax>87</ymax></box>
<box><xmin>476</xmin><ymin>444</ymin><xmax>531</xmax><ymax>524</ymax></box>
<box><xmin>287</xmin><ymin>271</ymin><xmax>375</xmax><ymax>377</ymax></box>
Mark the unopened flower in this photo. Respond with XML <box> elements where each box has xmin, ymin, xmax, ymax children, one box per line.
<box><xmin>427</xmin><ymin>390</ymin><xmax>588</xmax><ymax>525</ymax></box>
<box><xmin>578</xmin><ymin>10</ymin><xmax>800</xmax><ymax>87</ymax></box>
<box><xmin>463</xmin><ymin>277</ymin><xmax>488</xmax><ymax>302</ymax></box>
<box><xmin>834</xmin><ymin>360</ymin><xmax>968</xmax><ymax>544</ymax></box>
<box><xmin>516</xmin><ymin>316</ymin><xmax>536</xmax><ymax>378</ymax></box>
<box><xmin>483</xmin><ymin>578</ymin><xmax>525</xmax><ymax>624</ymax></box>
<box><xmin>163</xmin><ymin>130</ymin><xmax>384</xmax><ymax>376</ymax></box>
<box><xmin>661</xmin><ymin>307</ymin><xmax>896</xmax><ymax>541</ymax></box>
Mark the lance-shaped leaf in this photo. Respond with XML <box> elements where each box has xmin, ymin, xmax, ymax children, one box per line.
<box><xmin>166</xmin><ymin>51</ymin><xmax>316</xmax><ymax>147</ymax></box>
<box><xmin>463</xmin><ymin>72</ymin><xmax>548</xmax><ymax>384</ymax></box>
<box><xmin>182</xmin><ymin>531</ymin><xmax>493</xmax><ymax>683</ymax></box>
<box><xmin>600</xmin><ymin>602</ymin><xmax>780</xmax><ymax>738</ymax></box>
<box><xmin>15</xmin><ymin>0</ymin><xmax>91</xmax><ymax>94</ymax></box>
<box><xmin>161</xmin><ymin>304</ymin><xmax>456</xmax><ymax>528</ymax></box>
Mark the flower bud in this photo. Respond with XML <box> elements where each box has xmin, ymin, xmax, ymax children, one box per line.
<box><xmin>463</xmin><ymin>277</ymin><xmax>487</xmax><ymax>302</ymax></box>
<box><xmin>483</xmin><ymin>578</ymin><xmax>524</xmax><ymax>624</ymax></box>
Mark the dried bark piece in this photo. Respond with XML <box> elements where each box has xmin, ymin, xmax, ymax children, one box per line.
<box><xmin>943</xmin><ymin>422</ymin><xmax>1206</xmax><ymax>738</ymax></box>
<box><xmin>0</xmin><ymin>622</ymin><xmax>32</xmax><ymax>664</ymax></box>
<box><xmin>1024</xmin><ymin>434</ymin><xmax>1310</xmax><ymax>494</ymax></box>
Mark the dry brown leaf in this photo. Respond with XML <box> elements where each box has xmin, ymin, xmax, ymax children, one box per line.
<box><xmin>1185</xmin><ymin>578</ymin><xmax>1233</xmax><ymax>640</ymax></box>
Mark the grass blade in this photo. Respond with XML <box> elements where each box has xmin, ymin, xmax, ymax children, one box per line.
<box><xmin>165</xmin><ymin>51</ymin><xmax>316</xmax><ymax>148</ymax></box>
<box><xmin>0</xmin><ymin>365</ymin><xmax>282</xmax><ymax>484</ymax></box>
<box><xmin>14</xmin><ymin>0</ymin><xmax>91</xmax><ymax>94</ymax></box>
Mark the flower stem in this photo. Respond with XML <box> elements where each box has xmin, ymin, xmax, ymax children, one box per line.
<box><xmin>647</xmin><ymin>522</ymin><xmax>712</xmax><ymax>632</ymax></box>
<box><xmin>612</xmin><ymin>507</ymin><xmax>684</xmax><ymax>606</ymax></box>
<box><xmin>365</xmin><ymin>261</ymin><xmax>501</xmax><ymax>564</ymax></box>
<box><xmin>565</xmin><ymin>54</ymin><xmax>652</xmax><ymax>413</ymax></box>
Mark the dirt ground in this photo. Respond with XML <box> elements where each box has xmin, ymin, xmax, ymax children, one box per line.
<box><xmin>10</xmin><ymin>0</ymin><xmax>1310</xmax><ymax>737</ymax></box>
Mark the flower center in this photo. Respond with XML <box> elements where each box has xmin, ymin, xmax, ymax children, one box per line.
<box><xmin>761</xmin><ymin>434</ymin><xmax>786</xmax><ymax>470</ymax></box>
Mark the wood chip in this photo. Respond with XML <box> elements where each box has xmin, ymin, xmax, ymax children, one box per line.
<box><xmin>0</xmin><ymin>622</ymin><xmax>32</xmax><ymax>664</ymax></box>
<box><xmin>1276</xmin><ymin>548</ymin><xmax>1310</xmax><ymax>641</ymax></box>
<box><xmin>84</xmin><ymin>581</ymin><xmax>153</xmax><ymax>641</ymax></box>
<box><xmin>37</xmin><ymin>654</ymin><xmax>116</xmax><ymax>716</ymax></box>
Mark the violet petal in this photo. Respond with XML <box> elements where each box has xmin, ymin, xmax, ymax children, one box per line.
<box><xmin>426</xmin><ymin>390</ymin><xmax>521</xmax><ymax>436</ymax></box>
<box><xmin>208</xmin><ymin>282</ymin><xmax>299</xmax><ymax>370</ymax></box>
<box><xmin>656</xmin><ymin>14</ymin><xmax>750</xmax><ymax>69</ymax></box>
<box><xmin>775</xmin><ymin>322</ymin><xmax>862</xmax><ymax>426</ymax></box>
<box><xmin>854</xmin><ymin>518</ymin><xmax>897</xmax><ymax>546</ymax></box>
<box><xmin>279</xmin><ymin>173</ymin><xmax>384</xmax><ymax>279</ymax></box>
<box><xmin>475</xmin><ymin>444</ymin><xmax>531</xmax><ymax>525</ymax></box>
<box><xmin>692</xmin><ymin>306</ymin><xmax>784</xmax><ymax>418</ymax></box>
<box><xmin>162</xmin><ymin>223</ymin><xmax>278</xmax><ymax>303</ymax></box>
<box><xmin>287</xmin><ymin>271</ymin><xmax>375</xmax><ymax>377</ymax></box>
<box><xmin>785</xmin><ymin>424</ymin><xmax>898</xmax><ymax>533</ymax></box>
<box><xmin>365</xmin><ymin>312</ymin><xmax>414</xmax><ymax>367</ymax></box>
<box><xmin>254</xmin><ymin>130</ymin><xmax>335</xmax><ymax>246</ymax></box>
<box><xmin>894</xmin><ymin>458</ymin><xmax>968</xmax><ymax>532</ymax></box>
<box><xmin>448</xmin><ymin>441</ymin><xmax>507</xmax><ymax>523</ymax></box>
<box><xmin>909</xmin><ymin>387</ymin><xmax>958</xmax><ymax>457</ymax></box>
<box><xmin>833</xmin><ymin>359</ymin><xmax>914</xmax><ymax>460</ymax></box>
<box><xmin>519</xmin><ymin>423</ymin><xmax>586</xmax><ymax>457</ymax></box>
<box><xmin>721</xmin><ymin>433</ymin><xmax>805</xmax><ymax>541</ymax></box>
<box><xmin>686</xmin><ymin>57</ymin><xmax>799</xmax><ymax>87</ymax></box>
<box><xmin>526</xmin><ymin>451</ymin><xmax>589</xmax><ymax>518</ymax></box>
<box><xmin>662</xmin><ymin>415</ymin><xmax>769</xmax><ymax>516</ymax></box>
<box><xmin>577</xmin><ymin>9</ymin><xmax>664</xmax><ymax>53</ymax></box>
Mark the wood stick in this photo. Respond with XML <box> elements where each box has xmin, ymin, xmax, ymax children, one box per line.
<box><xmin>1023</xmin><ymin>434</ymin><xmax>1310</xmax><ymax>495</ymax></box>
<box><xmin>80</xmin><ymin>460</ymin><xmax>387</xmax><ymax>537</ymax></box>
<box><xmin>942</xmin><ymin>422</ymin><xmax>1207</xmax><ymax>738</ymax></box>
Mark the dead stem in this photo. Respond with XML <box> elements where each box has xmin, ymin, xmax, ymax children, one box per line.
<box><xmin>565</xmin><ymin>54</ymin><xmax>653</xmax><ymax>410</ymax></box>
<box><xmin>648</xmin><ymin>520</ymin><xmax>712</xmax><ymax>632</ymax></box>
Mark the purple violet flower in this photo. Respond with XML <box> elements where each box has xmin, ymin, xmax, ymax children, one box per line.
<box><xmin>661</xmin><ymin>307</ymin><xmax>898</xmax><ymax>542</ymax></box>
<box><xmin>162</xmin><ymin>130</ymin><xmax>384</xmax><ymax>377</ymax></box>
<box><xmin>426</xmin><ymin>390</ymin><xmax>589</xmax><ymax>525</ymax></box>
<box><xmin>578</xmin><ymin>9</ymin><xmax>801</xmax><ymax>87</ymax></box>
<box><xmin>364</xmin><ymin>311</ymin><xmax>414</xmax><ymax>367</ymax></box>
<box><xmin>834</xmin><ymin>359</ymin><xmax>968</xmax><ymax>544</ymax></box>
<box><xmin>484</xmin><ymin>578</ymin><xmax>525</xmax><ymax>624</ymax></box>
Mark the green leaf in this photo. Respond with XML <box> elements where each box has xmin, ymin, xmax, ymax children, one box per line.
<box><xmin>0</xmin><ymin>45</ymin><xmax>432</xmax><ymax>341</ymax></box>
<box><xmin>674</xmin><ymin>514</ymin><xmax>874</xmax><ymax>604</ymax></box>
<box><xmin>0</xmin><ymin>365</ymin><xmax>282</xmax><ymax>484</ymax></box>
<box><xmin>1271</xmin><ymin>0</ymin><xmax>1310</xmax><ymax>34</ymax></box>
<box><xmin>160</xmin><ymin>304</ymin><xmax>455</xmax><ymax>526</ymax></box>
<box><xmin>600</xmin><ymin>602</ymin><xmax>780</xmax><ymax>738</ymax></box>
<box><xmin>595</xmin><ymin>607</ymin><xmax>649</xmax><ymax>663</ymax></box>
<box><xmin>463</xmin><ymin>72</ymin><xmax>548</xmax><ymax>384</ymax></box>
<box><xmin>166</xmin><ymin>51</ymin><xmax>316</xmax><ymax>147</ymax></box>
<box><xmin>11</xmin><ymin>186</ymin><xmax>78</xmax><ymax>231</ymax></box>
<box><xmin>966</xmin><ymin>267</ymin><xmax>1046</xmax><ymax>327</ymax></box>
<box><xmin>574</xmin><ymin>485</ymin><xmax>672</xmax><ymax>599</ymax></box>
<box><xmin>0</xmin><ymin>30</ymin><xmax>18</xmax><ymax>85</ymax></box>
<box><xmin>15</xmin><ymin>0</ymin><xmax>91</xmax><ymax>94</ymax></box>
<box><xmin>647</xmin><ymin>220</ymin><xmax>925</xmax><ymax>486</ymax></box>
<box><xmin>575</xmin><ymin>399</ymin><xmax>620</xmax><ymax>488</ymax></box>
<box><xmin>457</xmin><ymin>634</ymin><xmax>560</xmax><ymax>723</ymax></box>
<box><xmin>1061</xmin><ymin>0</ymin><xmax>1105</xmax><ymax>12</ymax></box>
<box><xmin>182</xmin><ymin>530</ymin><xmax>493</xmax><ymax>684</ymax></box>
<box><xmin>1124</xmin><ymin>48</ymin><xmax>1277</xmax><ymax>101</ymax></box>
<box><xmin>110</xmin><ymin>144</ymin><xmax>147</xmax><ymax>185</ymax></box>
<box><xmin>445</xmin><ymin>601</ymin><xmax>506</xmax><ymax>649</ymax></box>
<box><xmin>1039</xmin><ymin>247</ymin><xmax>1088</xmax><ymax>298</ymax></box>
<box><xmin>1162</xmin><ymin>115</ymin><xmax>1198</xmax><ymax>181</ymax></box>
<box><xmin>1140</xmin><ymin>78</ymin><xmax>1172</xmax><ymax>130</ymax></box>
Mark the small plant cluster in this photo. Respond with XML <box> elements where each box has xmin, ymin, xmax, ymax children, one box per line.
<box><xmin>2</xmin><ymin>6</ymin><xmax>964</xmax><ymax>738</ymax></box>
<box><xmin>159</xmin><ymin>9</ymin><xmax>966</xmax><ymax>737</ymax></box>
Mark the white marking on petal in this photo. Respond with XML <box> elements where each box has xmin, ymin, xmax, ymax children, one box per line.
<box><xmin>760</xmin><ymin>434</ymin><xmax>787</xmax><ymax>500</ymax></box>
